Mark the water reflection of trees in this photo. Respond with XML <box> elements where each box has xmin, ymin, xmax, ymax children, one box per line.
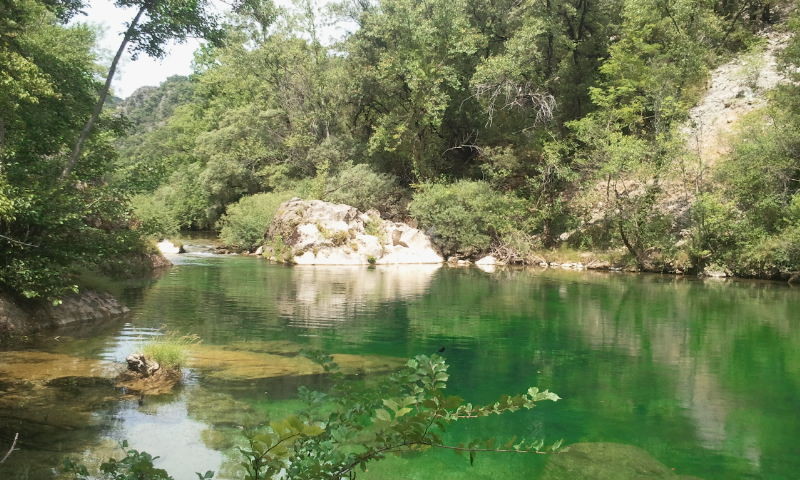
<box><xmin>125</xmin><ymin>258</ymin><xmax>442</xmax><ymax>345</ymax></box>
<box><xmin>404</xmin><ymin>269</ymin><xmax>800</xmax><ymax>478</ymax></box>
<box><xmin>121</xmin><ymin>260</ymin><xmax>800</xmax><ymax>478</ymax></box>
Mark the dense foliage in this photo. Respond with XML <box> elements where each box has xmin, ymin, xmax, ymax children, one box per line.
<box><xmin>696</xmin><ymin>21</ymin><xmax>800</xmax><ymax>277</ymax></box>
<box><xmin>0</xmin><ymin>0</ymin><xmax>145</xmax><ymax>300</ymax></box>
<box><xmin>111</xmin><ymin>0</ymin><xmax>798</xmax><ymax>276</ymax></box>
<box><xmin>217</xmin><ymin>190</ymin><xmax>299</xmax><ymax>250</ymax></box>
<box><xmin>410</xmin><ymin>180</ymin><xmax>529</xmax><ymax>257</ymax></box>
<box><xmin>3</xmin><ymin>0</ymin><xmax>800</xmax><ymax>300</ymax></box>
<box><xmin>1</xmin><ymin>0</ymin><xmax>232</xmax><ymax>300</ymax></box>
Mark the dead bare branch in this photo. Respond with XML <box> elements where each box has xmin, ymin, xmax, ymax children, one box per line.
<box><xmin>473</xmin><ymin>80</ymin><xmax>556</xmax><ymax>128</ymax></box>
<box><xmin>1</xmin><ymin>433</ymin><xmax>19</xmax><ymax>464</ymax></box>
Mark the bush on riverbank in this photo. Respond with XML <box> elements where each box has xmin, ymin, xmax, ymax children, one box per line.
<box><xmin>217</xmin><ymin>191</ymin><xmax>299</xmax><ymax>251</ymax></box>
<box><xmin>410</xmin><ymin>180</ymin><xmax>532</xmax><ymax>257</ymax></box>
<box><xmin>321</xmin><ymin>162</ymin><xmax>405</xmax><ymax>217</ymax></box>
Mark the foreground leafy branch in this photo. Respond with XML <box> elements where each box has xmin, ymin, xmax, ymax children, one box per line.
<box><xmin>288</xmin><ymin>354</ymin><xmax>562</xmax><ymax>479</ymax></box>
<box><xmin>64</xmin><ymin>354</ymin><xmax>561</xmax><ymax>480</ymax></box>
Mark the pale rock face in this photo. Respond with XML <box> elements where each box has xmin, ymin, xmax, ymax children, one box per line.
<box><xmin>702</xmin><ymin>267</ymin><xmax>729</xmax><ymax>278</ymax></box>
<box><xmin>267</xmin><ymin>199</ymin><xmax>443</xmax><ymax>265</ymax></box>
<box><xmin>475</xmin><ymin>255</ymin><xmax>499</xmax><ymax>266</ymax></box>
<box><xmin>1</xmin><ymin>290</ymin><xmax>129</xmax><ymax>334</ymax></box>
<box><xmin>476</xmin><ymin>264</ymin><xmax>497</xmax><ymax>273</ymax></box>
<box><xmin>475</xmin><ymin>255</ymin><xmax>502</xmax><ymax>273</ymax></box>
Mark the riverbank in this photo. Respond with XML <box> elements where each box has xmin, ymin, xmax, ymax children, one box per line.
<box><xmin>0</xmin><ymin>250</ymin><xmax>173</xmax><ymax>335</ymax></box>
<box><xmin>0</xmin><ymin>290</ymin><xmax>130</xmax><ymax>335</ymax></box>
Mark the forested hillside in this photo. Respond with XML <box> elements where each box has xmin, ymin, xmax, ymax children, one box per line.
<box><xmin>3</xmin><ymin>0</ymin><xmax>800</xmax><ymax>302</ymax></box>
<box><xmin>0</xmin><ymin>0</ymin><xmax>225</xmax><ymax>300</ymax></box>
<box><xmin>120</xmin><ymin>0</ymin><xmax>799</xmax><ymax>276</ymax></box>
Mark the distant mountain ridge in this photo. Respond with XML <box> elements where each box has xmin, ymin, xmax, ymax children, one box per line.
<box><xmin>118</xmin><ymin>75</ymin><xmax>194</xmax><ymax>131</ymax></box>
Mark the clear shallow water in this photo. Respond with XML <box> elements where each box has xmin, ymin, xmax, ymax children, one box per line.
<box><xmin>2</xmin><ymin>254</ymin><xmax>800</xmax><ymax>479</ymax></box>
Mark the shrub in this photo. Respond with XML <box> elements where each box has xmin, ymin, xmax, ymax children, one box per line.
<box><xmin>160</xmin><ymin>164</ymin><xmax>216</xmax><ymax>230</ymax></box>
<box><xmin>491</xmin><ymin>229</ymin><xmax>544</xmax><ymax>264</ymax></box>
<box><xmin>410</xmin><ymin>180</ymin><xmax>530</xmax><ymax>256</ymax></box>
<box><xmin>130</xmin><ymin>194</ymin><xmax>180</xmax><ymax>238</ymax></box>
<box><xmin>267</xmin><ymin>235</ymin><xmax>294</xmax><ymax>263</ymax></box>
<box><xmin>217</xmin><ymin>191</ymin><xmax>298</xmax><ymax>250</ymax></box>
<box><xmin>129</xmin><ymin>163</ymin><xmax>216</xmax><ymax>237</ymax></box>
<box><xmin>364</xmin><ymin>214</ymin><xmax>383</xmax><ymax>238</ymax></box>
<box><xmin>738</xmin><ymin>42</ymin><xmax>766</xmax><ymax>90</ymax></box>
<box><xmin>687</xmin><ymin>193</ymin><xmax>747</xmax><ymax>270</ymax></box>
<box><xmin>62</xmin><ymin>441</ymin><xmax>176</xmax><ymax>480</ymax></box>
<box><xmin>322</xmin><ymin>162</ymin><xmax>403</xmax><ymax>215</ymax></box>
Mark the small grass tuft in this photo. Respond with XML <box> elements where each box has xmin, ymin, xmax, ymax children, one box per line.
<box><xmin>141</xmin><ymin>333</ymin><xmax>200</xmax><ymax>369</ymax></box>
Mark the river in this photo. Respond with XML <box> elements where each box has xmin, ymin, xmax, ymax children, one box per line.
<box><xmin>2</xmin><ymin>249</ymin><xmax>800</xmax><ymax>479</ymax></box>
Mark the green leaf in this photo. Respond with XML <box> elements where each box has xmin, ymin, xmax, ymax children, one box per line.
<box><xmin>383</xmin><ymin>398</ymin><xmax>400</xmax><ymax>412</ymax></box>
<box><xmin>395</xmin><ymin>407</ymin><xmax>412</xmax><ymax>417</ymax></box>
<box><xmin>375</xmin><ymin>409</ymin><xmax>391</xmax><ymax>422</ymax></box>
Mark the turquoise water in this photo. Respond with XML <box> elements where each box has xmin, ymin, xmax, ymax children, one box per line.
<box><xmin>2</xmin><ymin>252</ymin><xmax>800</xmax><ymax>479</ymax></box>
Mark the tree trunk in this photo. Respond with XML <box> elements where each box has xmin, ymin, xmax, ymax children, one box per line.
<box><xmin>61</xmin><ymin>6</ymin><xmax>146</xmax><ymax>179</ymax></box>
<box><xmin>0</xmin><ymin>117</ymin><xmax>5</xmax><ymax>158</ymax></box>
<box><xmin>618</xmin><ymin>222</ymin><xmax>644</xmax><ymax>270</ymax></box>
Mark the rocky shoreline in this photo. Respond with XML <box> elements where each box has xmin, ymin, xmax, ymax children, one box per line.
<box><xmin>0</xmin><ymin>290</ymin><xmax>130</xmax><ymax>335</ymax></box>
<box><xmin>0</xmin><ymin>251</ymin><xmax>171</xmax><ymax>335</ymax></box>
<box><xmin>191</xmin><ymin>198</ymin><xmax>796</xmax><ymax>284</ymax></box>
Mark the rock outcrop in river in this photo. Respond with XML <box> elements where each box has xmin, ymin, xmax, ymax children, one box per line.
<box><xmin>0</xmin><ymin>290</ymin><xmax>129</xmax><ymax>334</ymax></box>
<box><xmin>264</xmin><ymin>199</ymin><xmax>443</xmax><ymax>265</ymax></box>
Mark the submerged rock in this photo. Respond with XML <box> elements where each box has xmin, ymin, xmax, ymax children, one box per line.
<box><xmin>187</xmin><ymin>345</ymin><xmax>404</xmax><ymax>381</ymax></box>
<box><xmin>265</xmin><ymin>199</ymin><xmax>443</xmax><ymax>265</ymax></box>
<box><xmin>0</xmin><ymin>351</ymin><xmax>121</xmax><ymax>478</ymax></box>
<box><xmin>187</xmin><ymin>390</ymin><xmax>261</xmax><ymax>428</ymax></box>
<box><xmin>116</xmin><ymin>368</ymin><xmax>182</xmax><ymax>396</ymax></box>
<box><xmin>0</xmin><ymin>351</ymin><xmax>117</xmax><ymax>382</ymax></box>
<box><xmin>117</xmin><ymin>352</ymin><xmax>181</xmax><ymax>395</ymax></box>
<box><xmin>220</xmin><ymin>339</ymin><xmax>306</xmax><ymax>355</ymax></box>
<box><xmin>542</xmin><ymin>442</ymin><xmax>701</xmax><ymax>480</ymax></box>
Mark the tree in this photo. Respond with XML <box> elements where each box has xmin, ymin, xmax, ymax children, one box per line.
<box><xmin>567</xmin><ymin>0</ymin><xmax>725</xmax><ymax>266</ymax></box>
<box><xmin>346</xmin><ymin>0</ymin><xmax>484</xmax><ymax>181</ymax></box>
<box><xmin>1</xmin><ymin>0</ymin><xmax>146</xmax><ymax>300</ymax></box>
<box><xmin>61</xmin><ymin>0</ymin><xmax>229</xmax><ymax>179</ymax></box>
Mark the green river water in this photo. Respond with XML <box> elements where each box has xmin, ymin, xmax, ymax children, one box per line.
<box><xmin>2</xmin><ymin>248</ymin><xmax>800</xmax><ymax>479</ymax></box>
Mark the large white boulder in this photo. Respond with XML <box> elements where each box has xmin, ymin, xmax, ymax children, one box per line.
<box><xmin>265</xmin><ymin>199</ymin><xmax>443</xmax><ymax>265</ymax></box>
